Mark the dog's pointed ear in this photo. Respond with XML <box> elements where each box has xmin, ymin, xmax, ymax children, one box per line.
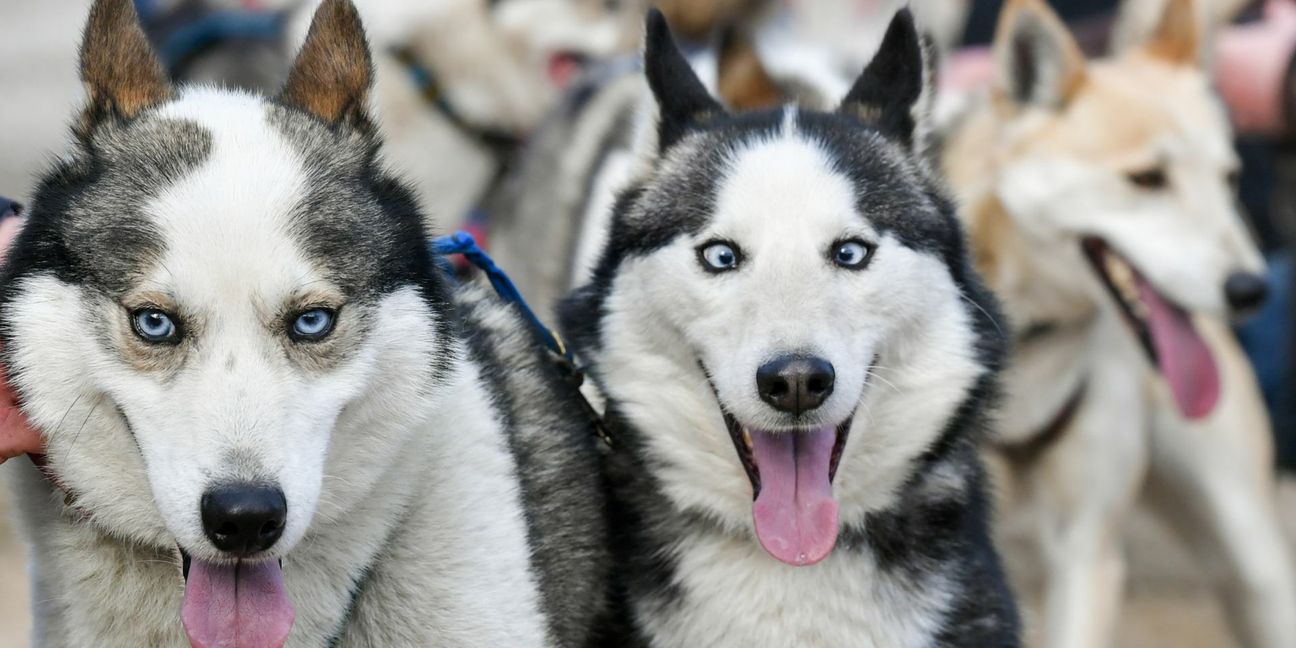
<box><xmin>993</xmin><ymin>0</ymin><xmax>1086</xmax><ymax>110</ymax></box>
<box><xmin>77</xmin><ymin>0</ymin><xmax>172</xmax><ymax>135</ymax></box>
<box><xmin>644</xmin><ymin>9</ymin><xmax>725</xmax><ymax>150</ymax></box>
<box><xmin>279</xmin><ymin>0</ymin><xmax>373</xmax><ymax>126</ymax></box>
<box><xmin>1143</xmin><ymin>0</ymin><xmax>1200</xmax><ymax>65</ymax></box>
<box><xmin>838</xmin><ymin>9</ymin><xmax>929</xmax><ymax>149</ymax></box>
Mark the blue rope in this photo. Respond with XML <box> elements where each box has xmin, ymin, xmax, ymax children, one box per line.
<box><xmin>431</xmin><ymin>231</ymin><xmax>618</xmax><ymax>447</ymax></box>
<box><xmin>431</xmin><ymin>231</ymin><xmax>572</xmax><ymax>362</ymax></box>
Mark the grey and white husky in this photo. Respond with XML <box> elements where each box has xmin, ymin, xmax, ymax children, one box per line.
<box><xmin>561</xmin><ymin>10</ymin><xmax>1019</xmax><ymax>647</ymax></box>
<box><xmin>0</xmin><ymin>1</ymin><xmax>609</xmax><ymax>646</ymax></box>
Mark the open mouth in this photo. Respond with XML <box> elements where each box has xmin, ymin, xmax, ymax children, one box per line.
<box><xmin>546</xmin><ymin>51</ymin><xmax>590</xmax><ymax>87</ymax></box>
<box><xmin>1080</xmin><ymin>237</ymin><xmax>1219</xmax><ymax>419</ymax></box>
<box><xmin>719</xmin><ymin>403</ymin><xmax>853</xmax><ymax>567</ymax></box>
<box><xmin>179</xmin><ymin>548</ymin><xmax>295</xmax><ymax>648</ymax></box>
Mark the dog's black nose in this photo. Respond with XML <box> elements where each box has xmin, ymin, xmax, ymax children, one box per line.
<box><xmin>1224</xmin><ymin>271</ymin><xmax>1268</xmax><ymax>314</ymax></box>
<box><xmin>756</xmin><ymin>355</ymin><xmax>835</xmax><ymax>415</ymax></box>
<box><xmin>201</xmin><ymin>484</ymin><xmax>287</xmax><ymax>557</ymax></box>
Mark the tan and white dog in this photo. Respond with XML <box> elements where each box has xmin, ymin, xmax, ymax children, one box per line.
<box><xmin>942</xmin><ymin>0</ymin><xmax>1296</xmax><ymax>646</ymax></box>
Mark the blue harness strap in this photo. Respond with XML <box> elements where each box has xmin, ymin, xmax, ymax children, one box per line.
<box><xmin>431</xmin><ymin>232</ymin><xmax>613</xmax><ymax>447</ymax></box>
<box><xmin>431</xmin><ymin>231</ymin><xmax>570</xmax><ymax>361</ymax></box>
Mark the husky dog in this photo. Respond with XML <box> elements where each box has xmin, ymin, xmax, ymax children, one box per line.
<box><xmin>0</xmin><ymin>1</ymin><xmax>610</xmax><ymax>646</ymax></box>
<box><xmin>561</xmin><ymin>10</ymin><xmax>1019</xmax><ymax>647</ymax></box>
<box><xmin>942</xmin><ymin>0</ymin><xmax>1296</xmax><ymax>646</ymax></box>
<box><xmin>489</xmin><ymin>23</ymin><xmax>849</xmax><ymax>318</ymax></box>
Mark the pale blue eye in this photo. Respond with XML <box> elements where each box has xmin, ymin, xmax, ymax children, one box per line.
<box><xmin>833</xmin><ymin>240</ymin><xmax>872</xmax><ymax>269</ymax></box>
<box><xmin>132</xmin><ymin>309</ymin><xmax>178</xmax><ymax>343</ymax></box>
<box><xmin>291</xmin><ymin>308</ymin><xmax>335</xmax><ymax>341</ymax></box>
<box><xmin>699</xmin><ymin>242</ymin><xmax>741</xmax><ymax>272</ymax></box>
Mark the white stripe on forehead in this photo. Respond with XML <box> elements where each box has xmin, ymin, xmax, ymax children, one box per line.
<box><xmin>781</xmin><ymin>104</ymin><xmax>798</xmax><ymax>135</ymax></box>
<box><xmin>145</xmin><ymin>87</ymin><xmax>319</xmax><ymax>309</ymax></box>
<box><xmin>709</xmin><ymin>116</ymin><xmax>874</xmax><ymax>258</ymax></box>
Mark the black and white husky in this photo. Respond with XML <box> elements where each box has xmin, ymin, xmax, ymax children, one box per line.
<box><xmin>561</xmin><ymin>10</ymin><xmax>1019</xmax><ymax>647</ymax></box>
<box><xmin>0</xmin><ymin>1</ymin><xmax>608</xmax><ymax>646</ymax></box>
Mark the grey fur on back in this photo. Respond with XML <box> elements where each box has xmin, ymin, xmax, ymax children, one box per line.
<box><xmin>452</xmin><ymin>281</ymin><xmax>613</xmax><ymax>646</ymax></box>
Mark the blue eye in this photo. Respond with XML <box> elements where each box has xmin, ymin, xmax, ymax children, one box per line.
<box><xmin>131</xmin><ymin>309</ymin><xmax>179</xmax><ymax>343</ymax></box>
<box><xmin>290</xmin><ymin>308</ymin><xmax>336</xmax><ymax>341</ymax></box>
<box><xmin>698</xmin><ymin>241</ymin><xmax>741</xmax><ymax>273</ymax></box>
<box><xmin>832</xmin><ymin>240</ymin><xmax>873</xmax><ymax>269</ymax></box>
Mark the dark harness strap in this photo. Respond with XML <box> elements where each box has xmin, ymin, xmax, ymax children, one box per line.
<box><xmin>390</xmin><ymin>47</ymin><xmax>524</xmax><ymax>164</ymax></box>
<box><xmin>997</xmin><ymin>380</ymin><xmax>1088</xmax><ymax>467</ymax></box>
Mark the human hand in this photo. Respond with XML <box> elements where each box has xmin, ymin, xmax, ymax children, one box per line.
<box><xmin>1216</xmin><ymin>0</ymin><xmax>1296</xmax><ymax>134</ymax></box>
<box><xmin>0</xmin><ymin>200</ymin><xmax>41</xmax><ymax>465</ymax></box>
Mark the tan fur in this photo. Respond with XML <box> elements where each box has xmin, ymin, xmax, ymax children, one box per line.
<box><xmin>115</xmin><ymin>292</ymin><xmax>193</xmax><ymax>375</ymax></box>
<box><xmin>717</xmin><ymin>32</ymin><xmax>782</xmax><ymax>111</ymax></box>
<box><xmin>1144</xmin><ymin>0</ymin><xmax>1200</xmax><ymax>65</ymax></box>
<box><xmin>281</xmin><ymin>0</ymin><xmax>372</xmax><ymax>125</ymax></box>
<box><xmin>945</xmin><ymin>0</ymin><xmax>1296</xmax><ymax>645</ymax></box>
<box><xmin>654</xmin><ymin>0</ymin><xmax>762</xmax><ymax>41</ymax></box>
<box><xmin>78</xmin><ymin>0</ymin><xmax>172</xmax><ymax>136</ymax></box>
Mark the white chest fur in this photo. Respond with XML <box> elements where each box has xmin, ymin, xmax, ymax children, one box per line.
<box><xmin>640</xmin><ymin>532</ymin><xmax>951</xmax><ymax>648</ymax></box>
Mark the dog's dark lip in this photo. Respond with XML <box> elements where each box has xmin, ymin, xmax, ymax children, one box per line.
<box><xmin>178</xmin><ymin>547</ymin><xmax>283</xmax><ymax>582</ymax></box>
<box><xmin>1080</xmin><ymin>237</ymin><xmax>1158</xmax><ymax>365</ymax></box>
<box><xmin>720</xmin><ymin>409</ymin><xmax>760</xmax><ymax>495</ymax></box>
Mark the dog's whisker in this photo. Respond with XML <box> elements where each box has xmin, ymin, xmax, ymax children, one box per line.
<box><xmin>959</xmin><ymin>291</ymin><xmax>1006</xmax><ymax>342</ymax></box>
<box><xmin>863</xmin><ymin>369</ymin><xmax>900</xmax><ymax>394</ymax></box>
<box><xmin>68</xmin><ymin>396</ymin><xmax>102</xmax><ymax>451</ymax></box>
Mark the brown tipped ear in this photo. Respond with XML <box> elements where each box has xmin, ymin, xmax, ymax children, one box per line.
<box><xmin>280</xmin><ymin>0</ymin><xmax>372</xmax><ymax>125</ymax></box>
<box><xmin>1144</xmin><ymin>0</ymin><xmax>1199</xmax><ymax>65</ymax></box>
<box><xmin>993</xmin><ymin>0</ymin><xmax>1086</xmax><ymax>109</ymax></box>
<box><xmin>717</xmin><ymin>29</ymin><xmax>782</xmax><ymax>111</ymax></box>
<box><xmin>78</xmin><ymin>0</ymin><xmax>172</xmax><ymax>134</ymax></box>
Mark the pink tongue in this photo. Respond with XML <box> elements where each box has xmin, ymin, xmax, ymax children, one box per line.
<box><xmin>1137</xmin><ymin>277</ymin><xmax>1220</xmax><ymax>419</ymax></box>
<box><xmin>749</xmin><ymin>427</ymin><xmax>840</xmax><ymax>566</ymax></box>
<box><xmin>547</xmin><ymin>53</ymin><xmax>582</xmax><ymax>88</ymax></box>
<box><xmin>182</xmin><ymin>559</ymin><xmax>295</xmax><ymax>648</ymax></box>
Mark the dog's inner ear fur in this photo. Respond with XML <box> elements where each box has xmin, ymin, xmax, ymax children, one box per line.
<box><xmin>1143</xmin><ymin>0</ymin><xmax>1200</xmax><ymax>66</ymax></box>
<box><xmin>643</xmin><ymin>9</ymin><xmax>726</xmax><ymax>151</ymax></box>
<box><xmin>993</xmin><ymin>0</ymin><xmax>1085</xmax><ymax>110</ymax></box>
<box><xmin>838</xmin><ymin>9</ymin><xmax>927</xmax><ymax>149</ymax></box>
<box><xmin>78</xmin><ymin>0</ymin><xmax>172</xmax><ymax>135</ymax></box>
<box><xmin>280</xmin><ymin>0</ymin><xmax>373</xmax><ymax>126</ymax></box>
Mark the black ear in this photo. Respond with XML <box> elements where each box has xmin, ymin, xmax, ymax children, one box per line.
<box><xmin>839</xmin><ymin>9</ymin><xmax>926</xmax><ymax>148</ymax></box>
<box><xmin>279</xmin><ymin>0</ymin><xmax>373</xmax><ymax>126</ymax></box>
<box><xmin>643</xmin><ymin>9</ymin><xmax>725</xmax><ymax>150</ymax></box>
<box><xmin>78</xmin><ymin>0</ymin><xmax>173</xmax><ymax>137</ymax></box>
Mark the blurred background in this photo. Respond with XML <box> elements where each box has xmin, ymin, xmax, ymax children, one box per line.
<box><xmin>1</xmin><ymin>0</ymin><xmax>1294</xmax><ymax>646</ymax></box>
